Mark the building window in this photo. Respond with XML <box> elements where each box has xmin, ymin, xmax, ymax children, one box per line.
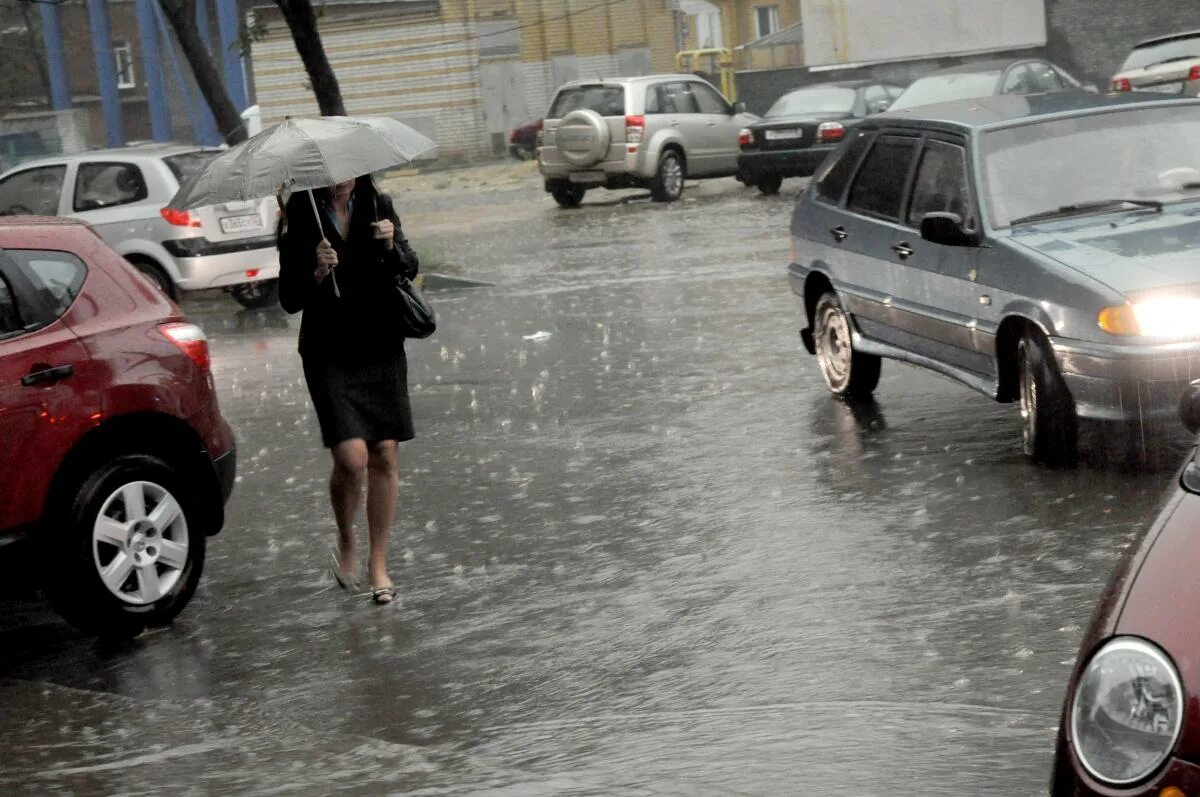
<box><xmin>696</xmin><ymin>12</ymin><xmax>723</xmax><ymax>49</ymax></box>
<box><xmin>114</xmin><ymin>41</ymin><xmax>135</xmax><ymax>89</ymax></box>
<box><xmin>754</xmin><ymin>5</ymin><xmax>779</xmax><ymax>38</ymax></box>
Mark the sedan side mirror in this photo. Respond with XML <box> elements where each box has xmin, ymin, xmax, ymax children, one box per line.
<box><xmin>732</xmin><ymin>101</ymin><xmax>747</xmax><ymax>115</ymax></box>
<box><xmin>1180</xmin><ymin>380</ymin><xmax>1200</xmax><ymax>434</ymax></box>
<box><xmin>920</xmin><ymin>212</ymin><xmax>980</xmax><ymax>247</ymax></box>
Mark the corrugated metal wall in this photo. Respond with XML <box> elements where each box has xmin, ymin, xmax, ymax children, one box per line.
<box><xmin>253</xmin><ymin>11</ymin><xmax>492</xmax><ymax>158</ymax></box>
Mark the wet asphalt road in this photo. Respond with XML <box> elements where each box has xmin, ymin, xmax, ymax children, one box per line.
<box><xmin>0</xmin><ymin>176</ymin><xmax>1192</xmax><ymax>795</ymax></box>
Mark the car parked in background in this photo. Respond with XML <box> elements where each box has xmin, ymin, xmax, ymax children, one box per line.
<box><xmin>509</xmin><ymin>118</ymin><xmax>542</xmax><ymax>160</ymax></box>
<box><xmin>1110</xmin><ymin>30</ymin><xmax>1200</xmax><ymax>96</ymax></box>
<box><xmin>0</xmin><ymin>144</ymin><xmax>280</xmax><ymax>308</ymax></box>
<box><xmin>0</xmin><ymin>217</ymin><xmax>235</xmax><ymax>636</ymax></box>
<box><xmin>736</xmin><ymin>81</ymin><xmax>904</xmax><ymax>194</ymax></box>
<box><xmin>537</xmin><ymin>75</ymin><xmax>758</xmax><ymax>207</ymax></box>
<box><xmin>888</xmin><ymin>58</ymin><xmax>1091</xmax><ymax>112</ymax></box>
<box><xmin>1050</xmin><ymin>385</ymin><xmax>1200</xmax><ymax>794</ymax></box>
<box><xmin>788</xmin><ymin>93</ymin><xmax>1200</xmax><ymax>462</ymax></box>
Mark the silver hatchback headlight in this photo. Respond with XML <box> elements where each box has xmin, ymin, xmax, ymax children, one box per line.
<box><xmin>1071</xmin><ymin>637</ymin><xmax>1183</xmax><ymax>785</ymax></box>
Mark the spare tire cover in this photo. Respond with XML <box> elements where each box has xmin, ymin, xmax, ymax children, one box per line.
<box><xmin>557</xmin><ymin>109</ymin><xmax>611</xmax><ymax>168</ymax></box>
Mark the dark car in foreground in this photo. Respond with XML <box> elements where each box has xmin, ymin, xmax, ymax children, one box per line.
<box><xmin>737</xmin><ymin>81</ymin><xmax>904</xmax><ymax>194</ymax></box>
<box><xmin>0</xmin><ymin>217</ymin><xmax>235</xmax><ymax>636</ymax></box>
<box><xmin>1050</xmin><ymin>387</ymin><xmax>1200</xmax><ymax>795</ymax></box>
<box><xmin>788</xmin><ymin>93</ymin><xmax>1200</xmax><ymax>462</ymax></box>
<box><xmin>888</xmin><ymin>58</ymin><xmax>1091</xmax><ymax>112</ymax></box>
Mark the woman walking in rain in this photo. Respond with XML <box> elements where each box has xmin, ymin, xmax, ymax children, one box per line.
<box><xmin>277</xmin><ymin>176</ymin><xmax>420</xmax><ymax>605</ymax></box>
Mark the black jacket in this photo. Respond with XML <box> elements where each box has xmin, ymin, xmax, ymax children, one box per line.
<box><xmin>278</xmin><ymin>184</ymin><xmax>419</xmax><ymax>359</ymax></box>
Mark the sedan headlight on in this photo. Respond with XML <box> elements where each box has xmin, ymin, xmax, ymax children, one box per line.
<box><xmin>1099</xmin><ymin>297</ymin><xmax>1200</xmax><ymax>337</ymax></box>
<box><xmin>1071</xmin><ymin>637</ymin><xmax>1183</xmax><ymax>786</ymax></box>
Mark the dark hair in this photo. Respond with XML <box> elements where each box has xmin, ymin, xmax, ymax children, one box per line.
<box><xmin>276</xmin><ymin>175</ymin><xmax>383</xmax><ymax>248</ymax></box>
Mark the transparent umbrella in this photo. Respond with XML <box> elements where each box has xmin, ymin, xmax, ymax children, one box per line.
<box><xmin>167</xmin><ymin>115</ymin><xmax>437</xmax><ymax>296</ymax></box>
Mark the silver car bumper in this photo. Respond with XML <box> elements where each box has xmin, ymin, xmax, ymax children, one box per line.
<box><xmin>166</xmin><ymin>237</ymin><xmax>280</xmax><ymax>291</ymax></box>
<box><xmin>1052</xmin><ymin>336</ymin><xmax>1200</xmax><ymax>421</ymax></box>
<box><xmin>538</xmin><ymin>147</ymin><xmax>655</xmax><ymax>181</ymax></box>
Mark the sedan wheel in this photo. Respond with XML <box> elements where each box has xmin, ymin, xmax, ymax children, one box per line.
<box><xmin>813</xmin><ymin>291</ymin><xmax>880</xmax><ymax>398</ymax></box>
<box><xmin>1017</xmin><ymin>331</ymin><xmax>1077</xmax><ymax>462</ymax></box>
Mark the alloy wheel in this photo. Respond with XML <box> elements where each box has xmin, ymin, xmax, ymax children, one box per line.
<box><xmin>91</xmin><ymin>480</ymin><xmax>189</xmax><ymax>605</ymax></box>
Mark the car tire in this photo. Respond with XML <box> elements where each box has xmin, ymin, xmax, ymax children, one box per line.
<box><xmin>230</xmin><ymin>278</ymin><xmax>279</xmax><ymax>309</ymax></box>
<box><xmin>127</xmin><ymin>257</ymin><xmax>176</xmax><ymax>300</ymax></box>
<box><xmin>813</xmin><ymin>291</ymin><xmax>881</xmax><ymax>398</ymax></box>
<box><xmin>650</xmin><ymin>151</ymin><xmax>685</xmax><ymax>202</ymax></box>
<box><xmin>551</xmin><ymin>184</ymin><xmax>586</xmax><ymax>208</ymax></box>
<box><xmin>1017</xmin><ymin>331</ymin><xmax>1078</xmax><ymax>463</ymax></box>
<box><xmin>757</xmin><ymin>175</ymin><xmax>783</xmax><ymax>195</ymax></box>
<box><xmin>43</xmin><ymin>454</ymin><xmax>206</xmax><ymax>637</ymax></box>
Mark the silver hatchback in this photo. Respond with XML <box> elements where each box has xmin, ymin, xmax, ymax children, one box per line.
<box><xmin>538</xmin><ymin>75</ymin><xmax>758</xmax><ymax>207</ymax></box>
<box><xmin>0</xmin><ymin>144</ymin><xmax>280</xmax><ymax>307</ymax></box>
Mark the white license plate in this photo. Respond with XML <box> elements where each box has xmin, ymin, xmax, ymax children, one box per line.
<box><xmin>219</xmin><ymin>214</ymin><xmax>263</xmax><ymax>234</ymax></box>
<box><xmin>765</xmin><ymin>129</ymin><xmax>803</xmax><ymax>140</ymax></box>
<box><xmin>568</xmin><ymin>171</ymin><xmax>605</xmax><ymax>184</ymax></box>
<box><xmin>1142</xmin><ymin>81</ymin><xmax>1184</xmax><ymax>94</ymax></box>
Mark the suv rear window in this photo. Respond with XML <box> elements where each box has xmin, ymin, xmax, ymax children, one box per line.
<box><xmin>164</xmin><ymin>150</ymin><xmax>219</xmax><ymax>184</ymax></box>
<box><xmin>548</xmin><ymin>86</ymin><xmax>625</xmax><ymax>119</ymax></box>
<box><xmin>8</xmin><ymin>249</ymin><xmax>87</xmax><ymax>319</ymax></box>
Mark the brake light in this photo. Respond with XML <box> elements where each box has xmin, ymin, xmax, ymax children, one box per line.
<box><xmin>161</xmin><ymin>207</ymin><xmax>201</xmax><ymax>227</ymax></box>
<box><xmin>159</xmin><ymin>322</ymin><xmax>211</xmax><ymax>371</ymax></box>
<box><xmin>625</xmin><ymin>115</ymin><xmax>644</xmax><ymax>144</ymax></box>
<box><xmin>739</xmin><ymin>128</ymin><xmax>754</xmax><ymax>147</ymax></box>
<box><xmin>1189</xmin><ymin>66</ymin><xmax>1200</xmax><ymax>81</ymax></box>
<box><xmin>1111</xmin><ymin>77</ymin><xmax>1132</xmax><ymax>92</ymax></box>
<box><xmin>818</xmin><ymin>122</ymin><xmax>846</xmax><ymax>143</ymax></box>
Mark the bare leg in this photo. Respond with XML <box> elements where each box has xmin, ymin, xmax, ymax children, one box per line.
<box><xmin>366</xmin><ymin>440</ymin><xmax>399</xmax><ymax>595</ymax></box>
<box><xmin>330</xmin><ymin>439</ymin><xmax>369</xmax><ymax>580</ymax></box>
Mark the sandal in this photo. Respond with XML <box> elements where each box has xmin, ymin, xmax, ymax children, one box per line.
<box><xmin>370</xmin><ymin>586</ymin><xmax>397</xmax><ymax>605</ymax></box>
<box><xmin>330</xmin><ymin>554</ymin><xmax>361</xmax><ymax>592</ymax></box>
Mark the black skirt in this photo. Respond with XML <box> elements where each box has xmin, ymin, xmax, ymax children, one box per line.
<box><xmin>302</xmin><ymin>349</ymin><xmax>415</xmax><ymax>448</ymax></box>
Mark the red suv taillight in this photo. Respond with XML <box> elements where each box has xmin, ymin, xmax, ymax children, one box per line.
<box><xmin>1111</xmin><ymin>77</ymin><xmax>1132</xmax><ymax>92</ymax></box>
<box><xmin>818</xmin><ymin>122</ymin><xmax>846</xmax><ymax>143</ymax></box>
<box><xmin>625</xmin><ymin>115</ymin><xmax>645</xmax><ymax>144</ymax></box>
<box><xmin>1189</xmin><ymin>65</ymin><xmax>1200</xmax><ymax>81</ymax></box>
<box><xmin>159</xmin><ymin>322</ymin><xmax>211</xmax><ymax>371</ymax></box>
<box><xmin>161</xmin><ymin>207</ymin><xmax>201</xmax><ymax>227</ymax></box>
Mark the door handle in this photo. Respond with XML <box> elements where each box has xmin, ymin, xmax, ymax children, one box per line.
<box><xmin>706</xmin><ymin>121</ymin><xmax>716</xmax><ymax>127</ymax></box>
<box><xmin>669</xmin><ymin>121</ymin><xmax>680</xmax><ymax>127</ymax></box>
<box><xmin>891</xmin><ymin>242</ymin><xmax>915</xmax><ymax>259</ymax></box>
<box><xmin>22</xmin><ymin>364</ymin><xmax>73</xmax><ymax>387</ymax></box>
<box><xmin>830</xmin><ymin>226</ymin><xmax>848</xmax><ymax>242</ymax></box>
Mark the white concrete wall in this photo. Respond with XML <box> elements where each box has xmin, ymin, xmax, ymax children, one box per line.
<box><xmin>801</xmin><ymin>0</ymin><xmax>1047</xmax><ymax>67</ymax></box>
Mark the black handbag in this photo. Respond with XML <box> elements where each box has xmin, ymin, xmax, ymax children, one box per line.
<box><xmin>393</xmin><ymin>274</ymin><xmax>436</xmax><ymax>339</ymax></box>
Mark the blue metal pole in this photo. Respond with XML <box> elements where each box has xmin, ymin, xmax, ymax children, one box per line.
<box><xmin>37</xmin><ymin>2</ymin><xmax>71</xmax><ymax>110</ymax></box>
<box><xmin>154</xmin><ymin>1</ymin><xmax>206</xmax><ymax>144</ymax></box>
<box><xmin>86</xmin><ymin>0</ymin><xmax>124</xmax><ymax>147</ymax></box>
<box><xmin>135</xmin><ymin>0</ymin><xmax>171</xmax><ymax>141</ymax></box>
<box><xmin>196</xmin><ymin>0</ymin><xmax>213</xmax><ymax>53</ymax></box>
<box><xmin>215</xmin><ymin>0</ymin><xmax>248</xmax><ymax>110</ymax></box>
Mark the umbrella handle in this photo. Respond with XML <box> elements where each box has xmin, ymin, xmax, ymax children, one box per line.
<box><xmin>307</xmin><ymin>189</ymin><xmax>340</xmax><ymax>298</ymax></box>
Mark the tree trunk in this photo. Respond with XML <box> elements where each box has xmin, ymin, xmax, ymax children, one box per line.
<box><xmin>274</xmin><ymin>0</ymin><xmax>346</xmax><ymax>116</ymax></box>
<box><xmin>157</xmin><ymin>0</ymin><xmax>248</xmax><ymax>144</ymax></box>
<box><xmin>19</xmin><ymin>3</ymin><xmax>52</xmax><ymax>106</ymax></box>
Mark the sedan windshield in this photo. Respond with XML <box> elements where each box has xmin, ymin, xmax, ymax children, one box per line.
<box><xmin>765</xmin><ymin>87</ymin><xmax>857</xmax><ymax>117</ymax></box>
<box><xmin>1121</xmin><ymin>36</ymin><xmax>1200</xmax><ymax>71</ymax></box>
<box><xmin>889</xmin><ymin>72</ymin><xmax>1001</xmax><ymax>111</ymax></box>
<box><xmin>981</xmin><ymin>105</ymin><xmax>1200</xmax><ymax>228</ymax></box>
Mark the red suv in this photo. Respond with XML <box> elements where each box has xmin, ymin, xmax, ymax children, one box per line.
<box><xmin>0</xmin><ymin>217</ymin><xmax>235</xmax><ymax>636</ymax></box>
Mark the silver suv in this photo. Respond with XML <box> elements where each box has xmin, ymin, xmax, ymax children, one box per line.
<box><xmin>0</xmin><ymin>144</ymin><xmax>279</xmax><ymax>307</ymax></box>
<box><xmin>538</xmin><ymin>75</ymin><xmax>758</xmax><ymax>207</ymax></box>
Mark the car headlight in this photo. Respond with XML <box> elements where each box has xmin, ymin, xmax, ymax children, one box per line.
<box><xmin>1099</xmin><ymin>297</ymin><xmax>1200</xmax><ymax>337</ymax></box>
<box><xmin>1071</xmin><ymin>637</ymin><xmax>1183</xmax><ymax>785</ymax></box>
